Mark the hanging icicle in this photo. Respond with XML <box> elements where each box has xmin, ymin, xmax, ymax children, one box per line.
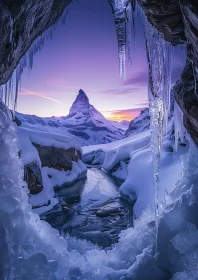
<box><xmin>112</xmin><ymin>0</ymin><xmax>137</xmax><ymax>78</ymax></box>
<box><xmin>0</xmin><ymin>2</ymin><xmax>72</xmax><ymax>113</ymax></box>
<box><xmin>126</xmin><ymin>2</ymin><xmax>133</xmax><ymax>66</ymax></box>
<box><xmin>174</xmin><ymin>101</ymin><xmax>185</xmax><ymax>152</ymax></box>
<box><xmin>144</xmin><ymin>19</ymin><xmax>172</xmax><ymax>248</ymax></box>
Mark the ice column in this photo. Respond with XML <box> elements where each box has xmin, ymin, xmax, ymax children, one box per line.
<box><xmin>144</xmin><ymin>22</ymin><xmax>172</xmax><ymax>245</ymax></box>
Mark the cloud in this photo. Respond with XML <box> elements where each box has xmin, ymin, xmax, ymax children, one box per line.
<box><xmin>103</xmin><ymin>107</ymin><xmax>147</xmax><ymax>121</ymax></box>
<box><xmin>20</xmin><ymin>88</ymin><xmax>64</xmax><ymax>105</ymax></box>
<box><xmin>94</xmin><ymin>84</ymin><xmax>148</xmax><ymax>97</ymax></box>
<box><xmin>124</xmin><ymin>70</ymin><xmax>148</xmax><ymax>87</ymax></box>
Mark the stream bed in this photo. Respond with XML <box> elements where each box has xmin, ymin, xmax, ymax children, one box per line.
<box><xmin>42</xmin><ymin>168</ymin><xmax>133</xmax><ymax>248</ymax></box>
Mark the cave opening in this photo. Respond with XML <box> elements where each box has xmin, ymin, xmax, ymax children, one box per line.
<box><xmin>0</xmin><ymin>0</ymin><xmax>198</xmax><ymax>279</ymax></box>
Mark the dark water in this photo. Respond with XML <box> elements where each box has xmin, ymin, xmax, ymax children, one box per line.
<box><xmin>42</xmin><ymin>168</ymin><xmax>133</xmax><ymax>248</ymax></box>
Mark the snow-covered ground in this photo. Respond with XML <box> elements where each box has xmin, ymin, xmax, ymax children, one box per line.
<box><xmin>83</xmin><ymin>124</ymin><xmax>188</xmax><ymax>217</ymax></box>
<box><xmin>1</xmin><ymin>99</ymin><xmax>198</xmax><ymax>280</ymax></box>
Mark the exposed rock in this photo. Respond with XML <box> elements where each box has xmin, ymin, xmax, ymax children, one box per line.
<box><xmin>24</xmin><ymin>162</ymin><xmax>43</xmax><ymax>194</ymax></box>
<box><xmin>0</xmin><ymin>0</ymin><xmax>72</xmax><ymax>85</ymax></box>
<box><xmin>138</xmin><ymin>0</ymin><xmax>185</xmax><ymax>44</ymax></box>
<box><xmin>174</xmin><ymin>57</ymin><xmax>198</xmax><ymax>145</ymax></box>
<box><xmin>33</xmin><ymin>144</ymin><xmax>82</xmax><ymax>171</ymax></box>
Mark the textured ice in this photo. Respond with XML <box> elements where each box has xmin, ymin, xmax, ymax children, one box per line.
<box><xmin>172</xmin><ymin>223</ymin><xmax>198</xmax><ymax>254</ymax></box>
<box><xmin>111</xmin><ymin>0</ymin><xmax>137</xmax><ymax>78</ymax></box>
<box><xmin>174</xmin><ymin>101</ymin><xmax>185</xmax><ymax>151</ymax></box>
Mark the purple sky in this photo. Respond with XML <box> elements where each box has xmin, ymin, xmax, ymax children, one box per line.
<box><xmin>18</xmin><ymin>0</ymin><xmax>186</xmax><ymax>121</ymax></box>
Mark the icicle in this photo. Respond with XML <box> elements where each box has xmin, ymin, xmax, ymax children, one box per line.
<box><xmin>174</xmin><ymin>101</ymin><xmax>185</xmax><ymax>152</ymax></box>
<box><xmin>61</xmin><ymin>8</ymin><xmax>68</xmax><ymax>25</ymax></box>
<box><xmin>126</xmin><ymin>2</ymin><xmax>133</xmax><ymax>66</ymax></box>
<box><xmin>113</xmin><ymin>0</ymin><xmax>129</xmax><ymax>79</ymax></box>
<box><xmin>144</xmin><ymin>19</ymin><xmax>172</xmax><ymax>249</ymax></box>
<box><xmin>112</xmin><ymin>0</ymin><xmax>138</xmax><ymax>78</ymax></box>
<box><xmin>0</xmin><ymin>4</ymin><xmax>71</xmax><ymax>113</ymax></box>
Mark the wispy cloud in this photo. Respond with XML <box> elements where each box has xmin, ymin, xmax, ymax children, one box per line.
<box><xmin>20</xmin><ymin>88</ymin><xmax>64</xmax><ymax>105</ymax></box>
<box><xmin>123</xmin><ymin>71</ymin><xmax>148</xmax><ymax>87</ymax></box>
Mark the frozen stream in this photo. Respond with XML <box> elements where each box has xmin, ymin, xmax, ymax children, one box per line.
<box><xmin>42</xmin><ymin>168</ymin><xmax>133</xmax><ymax>248</ymax></box>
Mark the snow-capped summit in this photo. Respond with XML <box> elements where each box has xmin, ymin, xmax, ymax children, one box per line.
<box><xmin>16</xmin><ymin>89</ymin><xmax>128</xmax><ymax>146</ymax></box>
<box><xmin>69</xmin><ymin>89</ymin><xmax>90</xmax><ymax>116</ymax></box>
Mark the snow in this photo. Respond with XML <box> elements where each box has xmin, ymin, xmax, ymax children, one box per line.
<box><xmin>0</xmin><ymin>102</ymin><xmax>197</xmax><ymax>279</ymax></box>
<box><xmin>18</xmin><ymin>127</ymin><xmax>82</xmax><ymax>153</ymax></box>
<box><xmin>83</xmin><ymin>124</ymin><xmax>188</xmax><ymax>217</ymax></box>
<box><xmin>45</xmin><ymin>160</ymin><xmax>87</xmax><ymax>189</ymax></box>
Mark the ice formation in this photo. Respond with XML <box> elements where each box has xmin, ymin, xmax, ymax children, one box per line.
<box><xmin>174</xmin><ymin>101</ymin><xmax>185</xmax><ymax>152</ymax></box>
<box><xmin>112</xmin><ymin>0</ymin><xmax>174</xmax><ymax>241</ymax></box>
<box><xmin>111</xmin><ymin>0</ymin><xmax>137</xmax><ymax>78</ymax></box>
<box><xmin>145</xmin><ymin>25</ymin><xmax>172</xmax><ymax>242</ymax></box>
<box><xmin>0</xmin><ymin>3</ymin><xmax>71</xmax><ymax>113</ymax></box>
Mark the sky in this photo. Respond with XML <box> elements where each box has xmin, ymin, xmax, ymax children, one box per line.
<box><xmin>18</xmin><ymin>0</ymin><xmax>186</xmax><ymax>121</ymax></box>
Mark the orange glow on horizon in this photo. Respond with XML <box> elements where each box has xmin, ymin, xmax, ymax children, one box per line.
<box><xmin>104</xmin><ymin>109</ymin><xmax>142</xmax><ymax>122</ymax></box>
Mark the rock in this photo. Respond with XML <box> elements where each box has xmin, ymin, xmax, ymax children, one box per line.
<box><xmin>33</xmin><ymin>144</ymin><xmax>82</xmax><ymax>171</ymax></box>
<box><xmin>124</xmin><ymin>108</ymin><xmax>150</xmax><ymax>138</ymax></box>
<box><xmin>0</xmin><ymin>0</ymin><xmax>72</xmax><ymax>85</ymax></box>
<box><xmin>138</xmin><ymin>0</ymin><xmax>185</xmax><ymax>45</ymax></box>
<box><xmin>174</xmin><ymin>59</ymin><xmax>198</xmax><ymax>145</ymax></box>
<box><xmin>24</xmin><ymin>162</ymin><xmax>43</xmax><ymax>194</ymax></box>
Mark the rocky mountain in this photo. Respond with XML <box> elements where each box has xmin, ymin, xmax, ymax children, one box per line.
<box><xmin>16</xmin><ymin>89</ymin><xmax>128</xmax><ymax>146</ymax></box>
<box><xmin>124</xmin><ymin>108</ymin><xmax>150</xmax><ymax>138</ymax></box>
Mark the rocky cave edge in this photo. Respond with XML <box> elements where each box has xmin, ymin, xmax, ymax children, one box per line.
<box><xmin>0</xmin><ymin>0</ymin><xmax>198</xmax><ymax>145</ymax></box>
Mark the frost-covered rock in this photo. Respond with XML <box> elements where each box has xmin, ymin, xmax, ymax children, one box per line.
<box><xmin>18</xmin><ymin>127</ymin><xmax>87</xmax><ymax>213</ymax></box>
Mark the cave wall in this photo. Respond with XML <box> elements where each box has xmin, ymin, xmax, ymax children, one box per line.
<box><xmin>0</xmin><ymin>0</ymin><xmax>72</xmax><ymax>85</ymax></box>
<box><xmin>138</xmin><ymin>0</ymin><xmax>198</xmax><ymax>144</ymax></box>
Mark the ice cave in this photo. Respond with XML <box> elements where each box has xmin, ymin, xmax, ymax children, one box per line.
<box><xmin>0</xmin><ymin>0</ymin><xmax>198</xmax><ymax>279</ymax></box>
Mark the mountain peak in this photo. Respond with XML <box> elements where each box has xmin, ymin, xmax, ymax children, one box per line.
<box><xmin>69</xmin><ymin>89</ymin><xmax>90</xmax><ymax>115</ymax></box>
<box><xmin>77</xmin><ymin>89</ymin><xmax>89</xmax><ymax>102</ymax></box>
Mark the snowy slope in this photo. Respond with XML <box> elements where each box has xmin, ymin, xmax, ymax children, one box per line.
<box><xmin>16</xmin><ymin>89</ymin><xmax>127</xmax><ymax>146</ymax></box>
<box><xmin>124</xmin><ymin>108</ymin><xmax>150</xmax><ymax>137</ymax></box>
<box><xmin>83</xmin><ymin>123</ymin><xmax>188</xmax><ymax>217</ymax></box>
